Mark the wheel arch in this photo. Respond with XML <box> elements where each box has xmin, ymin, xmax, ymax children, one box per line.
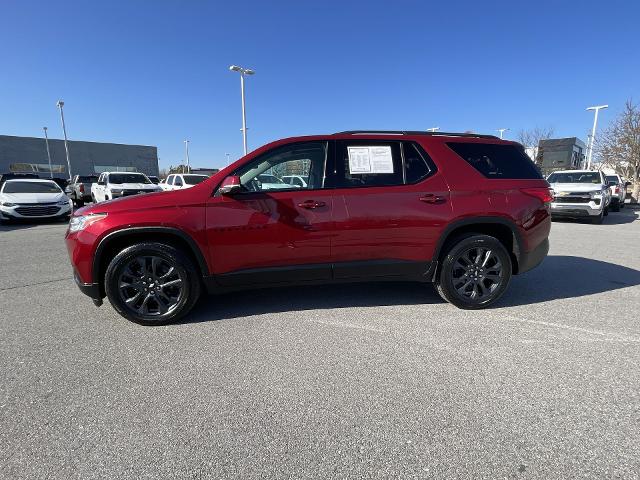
<box><xmin>433</xmin><ymin>217</ymin><xmax>524</xmax><ymax>275</ymax></box>
<box><xmin>93</xmin><ymin>227</ymin><xmax>209</xmax><ymax>296</ymax></box>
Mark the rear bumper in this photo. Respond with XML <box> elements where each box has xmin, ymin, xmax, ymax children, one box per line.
<box><xmin>517</xmin><ymin>238</ymin><xmax>549</xmax><ymax>275</ymax></box>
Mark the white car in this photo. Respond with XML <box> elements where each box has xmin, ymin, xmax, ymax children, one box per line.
<box><xmin>604</xmin><ymin>174</ymin><xmax>627</xmax><ymax>211</ymax></box>
<box><xmin>282</xmin><ymin>175</ymin><xmax>309</xmax><ymax>188</ymax></box>
<box><xmin>256</xmin><ymin>174</ymin><xmax>300</xmax><ymax>190</ymax></box>
<box><xmin>160</xmin><ymin>173</ymin><xmax>209</xmax><ymax>191</ymax></box>
<box><xmin>547</xmin><ymin>170</ymin><xmax>612</xmax><ymax>224</ymax></box>
<box><xmin>0</xmin><ymin>179</ymin><xmax>72</xmax><ymax>223</ymax></box>
<box><xmin>91</xmin><ymin>172</ymin><xmax>162</xmax><ymax>203</ymax></box>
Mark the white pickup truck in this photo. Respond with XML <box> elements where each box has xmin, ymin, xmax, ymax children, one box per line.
<box><xmin>91</xmin><ymin>172</ymin><xmax>162</xmax><ymax>203</ymax></box>
<box><xmin>547</xmin><ymin>170</ymin><xmax>612</xmax><ymax>224</ymax></box>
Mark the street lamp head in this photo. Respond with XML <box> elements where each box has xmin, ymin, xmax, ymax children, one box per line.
<box><xmin>229</xmin><ymin>65</ymin><xmax>255</xmax><ymax>75</ymax></box>
<box><xmin>56</xmin><ymin>100</ymin><xmax>64</xmax><ymax>108</ymax></box>
<box><xmin>43</xmin><ymin>126</ymin><xmax>47</xmax><ymax>131</ymax></box>
<box><xmin>586</xmin><ymin>105</ymin><xmax>608</xmax><ymax>111</ymax></box>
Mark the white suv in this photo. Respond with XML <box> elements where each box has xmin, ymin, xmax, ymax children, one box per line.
<box><xmin>547</xmin><ymin>170</ymin><xmax>611</xmax><ymax>224</ymax></box>
<box><xmin>160</xmin><ymin>173</ymin><xmax>209</xmax><ymax>191</ymax></box>
<box><xmin>91</xmin><ymin>172</ymin><xmax>161</xmax><ymax>203</ymax></box>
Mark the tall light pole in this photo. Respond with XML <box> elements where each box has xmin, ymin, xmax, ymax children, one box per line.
<box><xmin>226</xmin><ymin>153</ymin><xmax>231</xmax><ymax>166</ymax></box>
<box><xmin>426</xmin><ymin>127</ymin><xmax>440</xmax><ymax>132</ymax></box>
<box><xmin>56</xmin><ymin>100</ymin><xmax>72</xmax><ymax>180</ymax></box>
<box><xmin>497</xmin><ymin>128</ymin><xmax>509</xmax><ymax>139</ymax></box>
<box><xmin>586</xmin><ymin>105</ymin><xmax>608</xmax><ymax>170</ymax></box>
<box><xmin>229</xmin><ymin>65</ymin><xmax>255</xmax><ymax>155</ymax></box>
<box><xmin>184</xmin><ymin>139</ymin><xmax>190</xmax><ymax>173</ymax></box>
<box><xmin>43</xmin><ymin>127</ymin><xmax>53</xmax><ymax>179</ymax></box>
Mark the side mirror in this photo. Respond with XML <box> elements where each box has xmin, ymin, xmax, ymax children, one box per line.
<box><xmin>219</xmin><ymin>175</ymin><xmax>242</xmax><ymax>195</ymax></box>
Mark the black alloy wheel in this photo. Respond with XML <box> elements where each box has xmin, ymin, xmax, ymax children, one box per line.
<box><xmin>436</xmin><ymin>234</ymin><xmax>512</xmax><ymax>309</ymax></box>
<box><xmin>105</xmin><ymin>242</ymin><xmax>201</xmax><ymax>325</ymax></box>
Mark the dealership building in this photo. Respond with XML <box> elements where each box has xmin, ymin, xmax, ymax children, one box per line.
<box><xmin>0</xmin><ymin>134</ymin><xmax>159</xmax><ymax>179</ymax></box>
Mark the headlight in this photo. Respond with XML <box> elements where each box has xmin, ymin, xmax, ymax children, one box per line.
<box><xmin>57</xmin><ymin>199</ymin><xmax>71</xmax><ymax>206</ymax></box>
<box><xmin>69</xmin><ymin>213</ymin><xmax>107</xmax><ymax>233</ymax></box>
<box><xmin>0</xmin><ymin>202</ymin><xmax>16</xmax><ymax>207</ymax></box>
<box><xmin>589</xmin><ymin>191</ymin><xmax>603</xmax><ymax>198</ymax></box>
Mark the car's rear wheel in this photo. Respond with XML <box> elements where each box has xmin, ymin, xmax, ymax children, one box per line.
<box><xmin>75</xmin><ymin>198</ymin><xmax>84</xmax><ymax>207</ymax></box>
<box><xmin>105</xmin><ymin>242</ymin><xmax>201</xmax><ymax>325</ymax></box>
<box><xmin>435</xmin><ymin>234</ymin><xmax>512</xmax><ymax>309</ymax></box>
<box><xmin>604</xmin><ymin>205</ymin><xmax>609</xmax><ymax>216</ymax></box>
<box><xmin>611</xmin><ymin>201</ymin><xmax>620</xmax><ymax>212</ymax></box>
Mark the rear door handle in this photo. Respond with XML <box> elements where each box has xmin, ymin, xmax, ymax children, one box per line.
<box><xmin>419</xmin><ymin>194</ymin><xmax>446</xmax><ymax>204</ymax></box>
<box><xmin>298</xmin><ymin>200</ymin><xmax>326</xmax><ymax>209</ymax></box>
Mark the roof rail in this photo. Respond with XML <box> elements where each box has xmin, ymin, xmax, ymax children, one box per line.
<box><xmin>334</xmin><ymin>130</ymin><xmax>500</xmax><ymax>139</ymax></box>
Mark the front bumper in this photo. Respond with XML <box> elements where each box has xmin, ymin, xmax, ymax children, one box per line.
<box><xmin>73</xmin><ymin>270</ymin><xmax>103</xmax><ymax>305</ymax></box>
<box><xmin>550</xmin><ymin>201</ymin><xmax>602</xmax><ymax>217</ymax></box>
<box><xmin>0</xmin><ymin>203</ymin><xmax>71</xmax><ymax>220</ymax></box>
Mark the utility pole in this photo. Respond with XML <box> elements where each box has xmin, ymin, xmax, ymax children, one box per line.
<box><xmin>43</xmin><ymin>127</ymin><xmax>53</xmax><ymax>179</ymax></box>
<box><xmin>229</xmin><ymin>65</ymin><xmax>255</xmax><ymax>155</ymax></box>
<box><xmin>226</xmin><ymin>153</ymin><xmax>231</xmax><ymax>166</ymax></box>
<box><xmin>184</xmin><ymin>139</ymin><xmax>190</xmax><ymax>173</ymax></box>
<box><xmin>497</xmin><ymin>128</ymin><xmax>509</xmax><ymax>139</ymax></box>
<box><xmin>56</xmin><ymin>100</ymin><xmax>72</xmax><ymax>180</ymax></box>
<box><xmin>586</xmin><ymin>105</ymin><xmax>608</xmax><ymax>170</ymax></box>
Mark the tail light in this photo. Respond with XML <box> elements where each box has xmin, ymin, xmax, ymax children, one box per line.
<box><xmin>79</xmin><ymin>184</ymin><xmax>85</xmax><ymax>193</ymax></box>
<box><xmin>614</xmin><ymin>186</ymin><xmax>620</xmax><ymax>194</ymax></box>
<box><xmin>521</xmin><ymin>187</ymin><xmax>553</xmax><ymax>204</ymax></box>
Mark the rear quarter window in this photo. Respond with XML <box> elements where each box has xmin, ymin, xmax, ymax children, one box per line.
<box><xmin>447</xmin><ymin>142</ymin><xmax>542</xmax><ymax>179</ymax></box>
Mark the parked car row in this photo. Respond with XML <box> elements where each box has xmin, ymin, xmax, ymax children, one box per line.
<box><xmin>547</xmin><ymin>169</ymin><xmax>631</xmax><ymax>224</ymax></box>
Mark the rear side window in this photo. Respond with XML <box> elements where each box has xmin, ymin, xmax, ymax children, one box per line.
<box><xmin>447</xmin><ymin>142</ymin><xmax>542</xmax><ymax>179</ymax></box>
<box><xmin>335</xmin><ymin>141</ymin><xmax>404</xmax><ymax>188</ymax></box>
<box><xmin>403</xmin><ymin>142</ymin><xmax>433</xmax><ymax>183</ymax></box>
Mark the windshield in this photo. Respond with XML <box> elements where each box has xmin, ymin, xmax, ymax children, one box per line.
<box><xmin>108</xmin><ymin>173</ymin><xmax>150</xmax><ymax>184</ymax></box>
<box><xmin>2</xmin><ymin>181</ymin><xmax>62</xmax><ymax>194</ymax></box>
<box><xmin>183</xmin><ymin>175</ymin><xmax>208</xmax><ymax>185</ymax></box>
<box><xmin>78</xmin><ymin>176</ymin><xmax>98</xmax><ymax>183</ymax></box>
<box><xmin>547</xmin><ymin>172</ymin><xmax>601</xmax><ymax>184</ymax></box>
<box><xmin>605</xmin><ymin>175</ymin><xmax>619</xmax><ymax>184</ymax></box>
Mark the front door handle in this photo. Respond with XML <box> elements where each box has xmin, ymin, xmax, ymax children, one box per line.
<box><xmin>419</xmin><ymin>194</ymin><xmax>446</xmax><ymax>204</ymax></box>
<box><xmin>298</xmin><ymin>200</ymin><xmax>326</xmax><ymax>209</ymax></box>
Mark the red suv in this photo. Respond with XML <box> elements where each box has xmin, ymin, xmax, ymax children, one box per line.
<box><xmin>66</xmin><ymin>131</ymin><xmax>551</xmax><ymax>325</ymax></box>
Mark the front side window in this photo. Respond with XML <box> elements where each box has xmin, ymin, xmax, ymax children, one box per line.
<box><xmin>174</xmin><ymin>176</ymin><xmax>183</xmax><ymax>186</ymax></box>
<box><xmin>233</xmin><ymin>142</ymin><xmax>327</xmax><ymax>192</ymax></box>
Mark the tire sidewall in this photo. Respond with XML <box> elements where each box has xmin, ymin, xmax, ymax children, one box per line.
<box><xmin>104</xmin><ymin>243</ymin><xmax>200</xmax><ymax>325</ymax></box>
<box><xmin>439</xmin><ymin>235</ymin><xmax>512</xmax><ymax>309</ymax></box>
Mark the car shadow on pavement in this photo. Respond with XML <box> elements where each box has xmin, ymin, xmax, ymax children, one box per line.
<box><xmin>179</xmin><ymin>255</ymin><xmax>640</xmax><ymax>323</ymax></box>
<box><xmin>0</xmin><ymin>219</ymin><xmax>69</xmax><ymax>232</ymax></box>
<box><xmin>181</xmin><ymin>281</ymin><xmax>443</xmax><ymax>324</ymax></box>
<box><xmin>497</xmin><ymin>255</ymin><xmax>640</xmax><ymax>308</ymax></box>
<box><xmin>553</xmin><ymin>209</ymin><xmax>638</xmax><ymax>225</ymax></box>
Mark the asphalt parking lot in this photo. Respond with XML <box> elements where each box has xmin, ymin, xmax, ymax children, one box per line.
<box><xmin>1</xmin><ymin>209</ymin><xmax>639</xmax><ymax>479</ymax></box>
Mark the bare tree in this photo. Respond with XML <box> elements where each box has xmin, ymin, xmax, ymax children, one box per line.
<box><xmin>517</xmin><ymin>127</ymin><xmax>555</xmax><ymax>166</ymax></box>
<box><xmin>597</xmin><ymin>100</ymin><xmax>640</xmax><ymax>203</ymax></box>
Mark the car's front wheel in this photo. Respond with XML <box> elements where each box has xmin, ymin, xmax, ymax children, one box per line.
<box><xmin>104</xmin><ymin>242</ymin><xmax>201</xmax><ymax>325</ymax></box>
<box><xmin>435</xmin><ymin>234</ymin><xmax>512</xmax><ymax>309</ymax></box>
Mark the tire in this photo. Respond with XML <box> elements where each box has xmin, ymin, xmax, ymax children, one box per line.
<box><xmin>604</xmin><ymin>206</ymin><xmax>609</xmax><ymax>216</ymax></box>
<box><xmin>91</xmin><ymin>194</ymin><xmax>97</xmax><ymax>203</ymax></box>
<box><xmin>591</xmin><ymin>210</ymin><xmax>604</xmax><ymax>224</ymax></box>
<box><xmin>435</xmin><ymin>234</ymin><xmax>512</xmax><ymax>310</ymax></box>
<box><xmin>104</xmin><ymin>242</ymin><xmax>201</xmax><ymax>325</ymax></box>
<box><xmin>75</xmin><ymin>198</ymin><xmax>85</xmax><ymax>208</ymax></box>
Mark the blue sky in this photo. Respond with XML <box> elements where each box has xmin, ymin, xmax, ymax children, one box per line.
<box><xmin>1</xmin><ymin>0</ymin><xmax>638</xmax><ymax>169</ymax></box>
